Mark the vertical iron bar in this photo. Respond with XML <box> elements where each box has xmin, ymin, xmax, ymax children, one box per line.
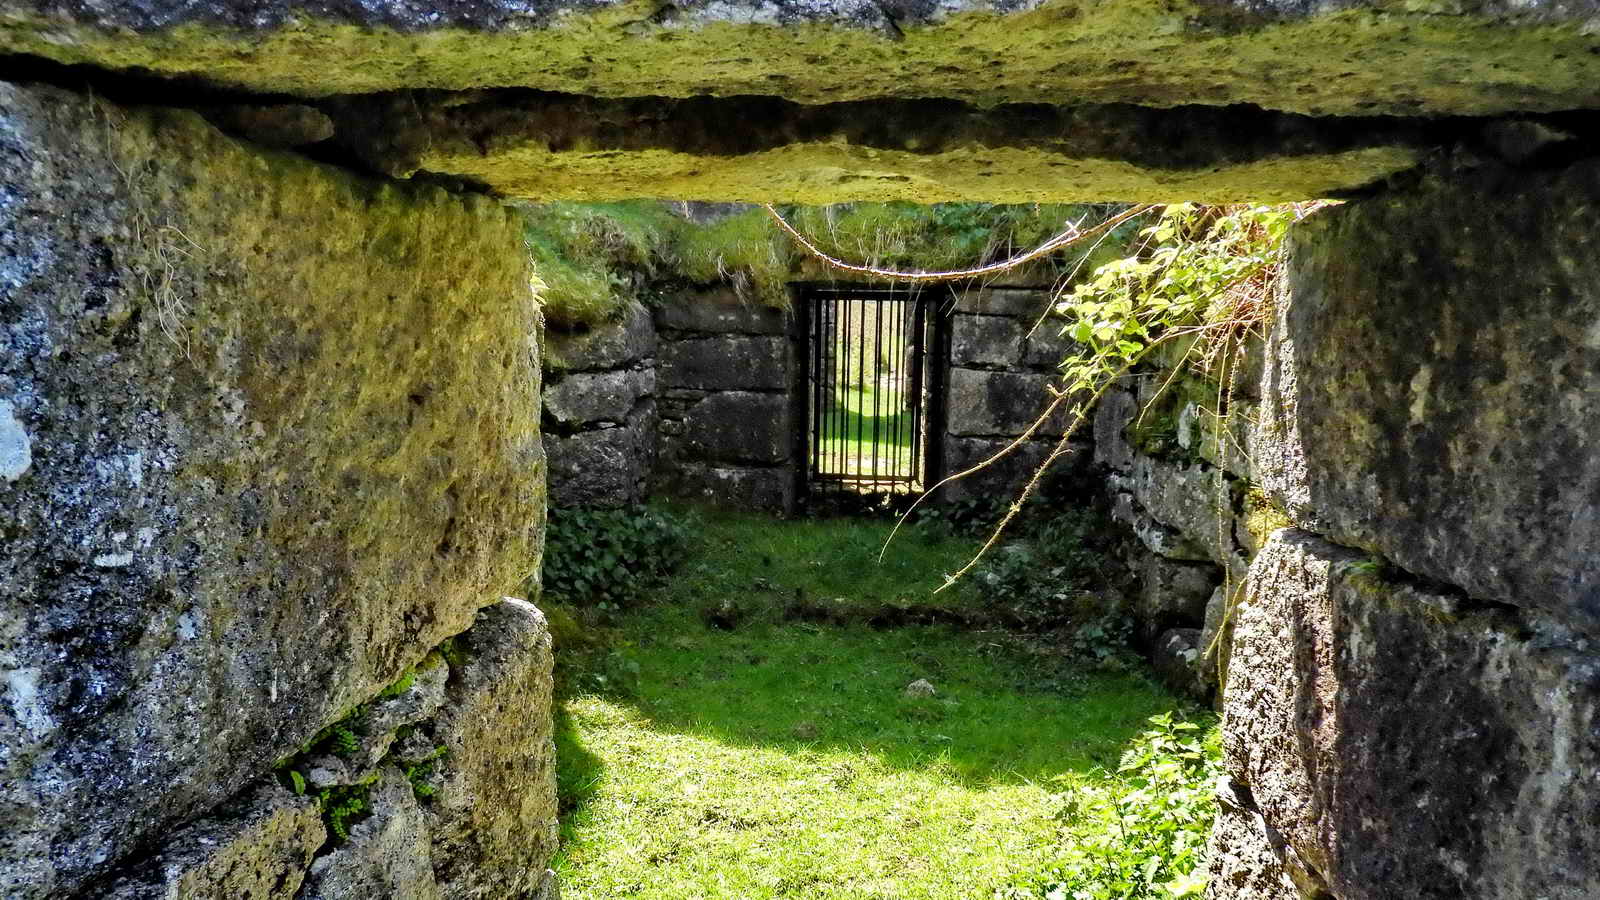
<box><xmin>871</xmin><ymin>296</ymin><xmax>882</xmax><ymax>486</ymax></box>
<box><xmin>915</xmin><ymin>294</ymin><xmax>928</xmax><ymax>480</ymax></box>
<box><xmin>898</xmin><ymin>293</ymin><xmax>909</xmax><ymax>481</ymax></box>
<box><xmin>825</xmin><ymin>295</ymin><xmax>835</xmax><ymax>486</ymax></box>
<box><xmin>896</xmin><ymin>291</ymin><xmax>908</xmax><ymax>480</ymax></box>
<box><xmin>890</xmin><ymin>294</ymin><xmax>901</xmax><ymax>482</ymax></box>
<box><xmin>855</xmin><ymin>297</ymin><xmax>867</xmax><ymax>483</ymax></box>
<box><xmin>924</xmin><ymin>290</ymin><xmax>952</xmax><ymax>493</ymax></box>
<box><xmin>811</xmin><ymin>295</ymin><xmax>822</xmax><ymax>483</ymax></box>
<box><xmin>839</xmin><ymin>294</ymin><xmax>850</xmax><ymax>485</ymax></box>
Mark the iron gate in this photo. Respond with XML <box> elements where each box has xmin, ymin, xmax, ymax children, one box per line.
<box><xmin>800</xmin><ymin>286</ymin><xmax>949</xmax><ymax>500</ymax></box>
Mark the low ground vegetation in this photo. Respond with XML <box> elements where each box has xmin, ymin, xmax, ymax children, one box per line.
<box><xmin>542</xmin><ymin>505</ymin><xmax>1217</xmax><ymax>899</ymax></box>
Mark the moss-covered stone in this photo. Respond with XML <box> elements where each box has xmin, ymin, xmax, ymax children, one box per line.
<box><xmin>332</xmin><ymin>92</ymin><xmax>1421</xmax><ymax>205</ymax></box>
<box><xmin>1220</xmin><ymin>529</ymin><xmax>1600</xmax><ymax>899</ymax></box>
<box><xmin>424</xmin><ymin>598</ymin><xmax>559</xmax><ymax>900</ymax></box>
<box><xmin>101</xmin><ymin>780</ymin><xmax>325</xmax><ymax>900</ymax></box>
<box><xmin>0</xmin><ymin>80</ymin><xmax>542</xmax><ymax>898</ymax></box>
<box><xmin>2</xmin><ymin>2</ymin><xmax>1599</xmax><ymax>117</ymax></box>
<box><xmin>1257</xmin><ymin>157</ymin><xmax>1600</xmax><ymax>636</ymax></box>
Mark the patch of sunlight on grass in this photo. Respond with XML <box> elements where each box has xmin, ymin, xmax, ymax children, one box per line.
<box><xmin>554</xmin><ymin>598</ymin><xmax>1181</xmax><ymax>899</ymax></box>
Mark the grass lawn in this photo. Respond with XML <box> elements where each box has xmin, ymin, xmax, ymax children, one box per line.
<box><xmin>815</xmin><ymin>381</ymin><xmax>917</xmax><ymax>483</ymax></box>
<box><xmin>550</xmin><ymin>509</ymin><xmax>1196</xmax><ymax>899</ymax></box>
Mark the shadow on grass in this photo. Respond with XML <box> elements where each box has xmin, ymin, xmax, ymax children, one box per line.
<box><xmin>578</xmin><ymin>605</ymin><xmax>1181</xmax><ymax>788</ymax></box>
<box><xmin>553</xmin><ymin>698</ymin><xmax>607</xmax><ymax>844</ymax></box>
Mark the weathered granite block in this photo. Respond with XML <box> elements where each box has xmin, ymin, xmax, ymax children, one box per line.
<box><xmin>946</xmin><ymin>368</ymin><xmax>1070</xmax><ymax>437</ymax></box>
<box><xmin>953</xmin><ymin>287</ymin><xmax>1048</xmax><ymax>318</ymax></box>
<box><xmin>1258</xmin><ymin>163</ymin><xmax>1600</xmax><ymax>634</ymax></box>
<box><xmin>1220</xmin><ymin>529</ymin><xmax>1600</xmax><ymax>900</ymax></box>
<box><xmin>680</xmin><ymin>391</ymin><xmax>790</xmax><ymax>465</ymax></box>
<box><xmin>1092</xmin><ymin>383</ymin><xmax>1139</xmax><ymax>472</ymax></box>
<box><xmin>659</xmin><ymin>335</ymin><xmax>789</xmax><ymax>391</ymax></box>
<box><xmin>1110</xmin><ymin>456</ymin><xmax>1243</xmax><ymax>574</ymax></box>
<box><xmin>301</xmin><ymin>769</ymin><xmax>441</xmax><ymax>900</ymax></box>
<box><xmin>0</xmin><ymin>83</ymin><xmax>542</xmax><ymax>898</ymax></box>
<box><xmin>1205</xmin><ymin>795</ymin><xmax>1308</xmax><ymax>900</ymax></box>
<box><xmin>1020</xmin><ymin>315</ymin><xmax>1078</xmax><ymax>370</ymax></box>
<box><xmin>544</xmin><ymin>301</ymin><xmax>656</xmax><ymax>372</ymax></box>
<box><xmin>1131</xmin><ymin>548</ymin><xmax>1218</xmax><ymax>638</ymax></box>
<box><xmin>426</xmin><ymin>599</ymin><xmax>559</xmax><ymax>900</ymax></box>
<box><xmin>3</xmin><ymin>0</ymin><xmax>1599</xmax><ymax>126</ymax></box>
<box><xmin>1195</xmin><ymin>583</ymin><xmax>1237</xmax><ymax>697</ymax></box>
<box><xmin>656</xmin><ymin>290</ymin><xmax>788</xmax><ymax>335</ymax></box>
<box><xmin>950</xmin><ymin>314</ymin><xmax>1024</xmax><ymax>368</ymax></box>
<box><xmin>627</xmin><ymin>397</ymin><xmax>659</xmax><ymax>484</ymax></box>
<box><xmin>940</xmin><ymin>436</ymin><xmax>1085</xmax><ymax>504</ymax></box>
<box><xmin>1183</xmin><ymin>398</ymin><xmax>1256</xmax><ymax>482</ymax></box>
<box><xmin>545</xmin><ymin>421</ymin><xmax>651</xmax><ymax>508</ymax></box>
<box><xmin>543</xmin><ymin>368</ymin><xmax>654</xmax><ymax>425</ymax></box>
<box><xmin>1110</xmin><ymin>491</ymin><xmax>1211</xmax><ymax>562</ymax></box>
<box><xmin>669</xmin><ymin>464</ymin><xmax>792</xmax><ymax>511</ymax></box>
<box><xmin>101</xmin><ymin>782</ymin><xmax>324</xmax><ymax>900</ymax></box>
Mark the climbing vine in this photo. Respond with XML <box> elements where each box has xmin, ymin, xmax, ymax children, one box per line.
<box><xmin>915</xmin><ymin>202</ymin><xmax>1326</xmax><ymax>588</ymax></box>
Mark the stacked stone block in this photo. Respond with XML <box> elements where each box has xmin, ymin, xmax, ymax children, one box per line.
<box><xmin>1093</xmin><ymin>335</ymin><xmax>1263</xmax><ymax>698</ymax></box>
<box><xmin>1206</xmin><ymin>161</ymin><xmax>1600</xmax><ymax>900</ymax></box>
<box><xmin>654</xmin><ymin>288</ymin><xmax>798</xmax><ymax>512</ymax></box>
<box><xmin>543</xmin><ymin>302</ymin><xmax>659</xmax><ymax>508</ymax></box>
<box><xmin>0</xmin><ymin>82</ymin><xmax>557</xmax><ymax>899</ymax></box>
<box><xmin>942</xmin><ymin>286</ymin><xmax>1088</xmax><ymax>502</ymax></box>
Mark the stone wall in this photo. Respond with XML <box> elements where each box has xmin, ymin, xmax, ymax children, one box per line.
<box><xmin>543</xmin><ymin>301</ymin><xmax>658</xmax><ymax>508</ymax></box>
<box><xmin>942</xmin><ymin>285</ymin><xmax>1087</xmax><ymax>504</ymax></box>
<box><xmin>0</xmin><ymin>81</ymin><xmax>556</xmax><ymax>899</ymax></box>
<box><xmin>540</xmin><ymin>287</ymin><xmax>801</xmax><ymax>514</ymax></box>
<box><xmin>544</xmin><ymin>283</ymin><xmax>1091</xmax><ymax>514</ymax></box>
<box><xmin>653</xmin><ymin>288</ymin><xmax>800</xmax><ymax>512</ymax></box>
<box><xmin>1093</xmin><ymin>332</ymin><xmax>1267</xmax><ymax>694</ymax></box>
<box><xmin>1204</xmin><ymin>161</ymin><xmax>1600</xmax><ymax>899</ymax></box>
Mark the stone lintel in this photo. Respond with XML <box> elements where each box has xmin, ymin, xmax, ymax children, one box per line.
<box><xmin>3</xmin><ymin>1</ymin><xmax>1600</xmax><ymax>118</ymax></box>
<box><xmin>326</xmin><ymin>92</ymin><xmax>1423</xmax><ymax>204</ymax></box>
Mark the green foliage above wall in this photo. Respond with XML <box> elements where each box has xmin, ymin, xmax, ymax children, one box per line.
<box><xmin>524</xmin><ymin>201</ymin><xmax>1139</xmax><ymax>330</ymax></box>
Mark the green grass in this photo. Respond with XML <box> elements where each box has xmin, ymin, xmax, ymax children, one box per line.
<box><xmin>646</xmin><ymin>504</ymin><xmax>976</xmax><ymax>609</ymax></box>
<box><xmin>816</xmin><ymin>382</ymin><xmax>916</xmax><ymax>482</ymax></box>
<box><xmin>551</xmin><ymin>508</ymin><xmax>1193</xmax><ymax>899</ymax></box>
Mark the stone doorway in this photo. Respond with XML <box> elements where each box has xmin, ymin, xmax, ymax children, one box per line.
<box><xmin>799</xmin><ymin>285</ymin><xmax>951</xmax><ymax>502</ymax></box>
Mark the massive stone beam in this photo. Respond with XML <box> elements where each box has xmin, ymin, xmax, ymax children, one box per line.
<box><xmin>325</xmin><ymin>91</ymin><xmax>1424</xmax><ymax>203</ymax></box>
<box><xmin>3</xmin><ymin>0</ymin><xmax>1600</xmax><ymax>116</ymax></box>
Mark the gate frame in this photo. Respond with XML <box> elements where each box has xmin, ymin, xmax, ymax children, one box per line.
<box><xmin>790</xmin><ymin>282</ymin><xmax>953</xmax><ymax>509</ymax></box>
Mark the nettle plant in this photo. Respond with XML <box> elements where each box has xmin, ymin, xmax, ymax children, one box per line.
<box><xmin>1059</xmin><ymin>203</ymin><xmax>1300</xmax><ymax>395</ymax></box>
<box><xmin>1000</xmin><ymin>714</ymin><xmax>1223</xmax><ymax>900</ymax></box>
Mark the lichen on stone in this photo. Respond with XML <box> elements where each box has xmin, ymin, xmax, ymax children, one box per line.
<box><xmin>0</xmin><ymin>80</ymin><xmax>543</xmax><ymax>898</ymax></box>
<box><xmin>3</xmin><ymin>2</ymin><xmax>1600</xmax><ymax>117</ymax></box>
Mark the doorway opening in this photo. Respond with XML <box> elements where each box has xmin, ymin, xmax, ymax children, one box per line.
<box><xmin>799</xmin><ymin>285</ymin><xmax>950</xmax><ymax>503</ymax></box>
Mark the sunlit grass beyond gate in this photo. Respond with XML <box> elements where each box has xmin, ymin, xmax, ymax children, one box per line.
<box><xmin>816</xmin><ymin>380</ymin><xmax>915</xmax><ymax>483</ymax></box>
<box><xmin>550</xmin><ymin>508</ymin><xmax>1216</xmax><ymax>899</ymax></box>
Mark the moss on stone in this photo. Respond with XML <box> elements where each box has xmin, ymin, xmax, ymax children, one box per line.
<box><xmin>1243</xmin><ymin>488</ymin><xmax>1294</xmax><ymax>550</ymax></box>
<box><xmin>2</xmin><ymin>5</ymin><xmax>1598</xmax><ymax>117</ymax></box>
<box><xmin>421</xmin><ymin>131</ymin><xmax>1417</xmax><ymax>207</ymax></box>
<box><xmin>0</xmin><ymin>80</ymin><xmax>547</xmax><ymax>893</ymax></box>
